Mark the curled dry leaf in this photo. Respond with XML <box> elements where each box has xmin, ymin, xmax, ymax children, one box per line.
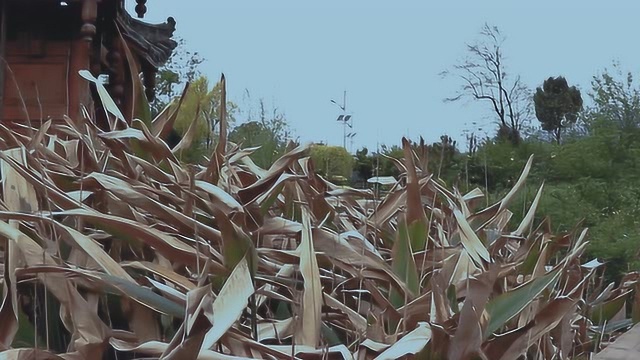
<box><xmin>297</xmin><ymin>207</ymin><xmax>323</xmax><ymax>348</ymax></box>
<box><xmin>373</xmin><ymin>322</ymin><xmax>432</xmax><ymax>360</ymax></box>
<box><xmin>201</xmin><ymin>256</ymin><xmax>254</xmax><ymax>350</ymax></box>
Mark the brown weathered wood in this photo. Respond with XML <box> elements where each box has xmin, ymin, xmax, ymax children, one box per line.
<box><xmin>69</xmin><ymin>38</ymin><xmax>92</xmax><ymax>121</ymax></box>
<box><xmin>142</xmin><ymin>62</ymin><xmax>156</xmax><ymax>102</ymax></box>
<box><xmin>107</xmin><ymin>36</ymin><xmax>125</xmax><ymax>108</ymax></box>
<box><xmin>0</xmin><ymin>0</ymin><xmax>176</xmax><ymax>126</ymax></box>
<box><xmin>4</xmin><ymin>41</ymin><xmax>70</xmax><ymax>122</ymax></box>
<box><xmin>81</xmin><ymin>0</ymin><xmax>98</xmax><ymax>42</ymax></box>
<box><xmin>117</xmin><ymin>11</ymin><xmax>176</xmax><ymax>70</ymax></box>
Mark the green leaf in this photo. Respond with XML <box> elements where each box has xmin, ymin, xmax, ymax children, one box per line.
<box><xmin>589</xmin><ymin>291</ymin><xmax>630</xmax><ymax>325</ymax></box>
<box><xmin>390</xmin><ymin>219</ymin><xmax>421</xmax><ymax>308</ymax></box>
<box><xmin>485</xmin><ymin>266</ymin><xmax>562</xmax><ymax>337</ymax></box>
<box><xmin>447</xmin><ymin>284</ymin><xmax>460</xmax><ymax>314</ymax></box>
<box><xmin>519</xmin><ymin>238</ymin><xmax>543</xmax><ymax>276</ymax></box>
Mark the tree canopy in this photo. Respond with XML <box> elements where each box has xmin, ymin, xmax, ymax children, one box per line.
<box><xmin>171</xmin><ymin>76</ymin><xmax>237</xmax><ymax>163</ymax></box>
<box><xmin>152</xmin><ymin>38</ymin><xmax>204</xmax><ymax>116</ymax></box>
<box><xmin>309</xmin><ymin>144</ymin><xmax>353</xmax><ymax>182</ymax></box>
<box><xmin>533</xmin><ymin>76</ymin><xmax>583</xmax><ymax>143</ymax></box>
<box><xmin>229</xmin><ymin>100</ymin><xmax>293</xmax><ymax>169</ymax></box>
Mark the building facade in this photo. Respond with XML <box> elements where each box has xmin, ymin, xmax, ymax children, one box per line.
<box><xmin>0</xmin><ymin>0</ymin><xmax>176</xmax><ymax>129</ymax></box>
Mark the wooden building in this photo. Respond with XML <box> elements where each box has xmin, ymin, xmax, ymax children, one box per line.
<box><xmin>0</xmin><ymin>0</ymin><xmax>176</xmax><ymax>128</ymax></box>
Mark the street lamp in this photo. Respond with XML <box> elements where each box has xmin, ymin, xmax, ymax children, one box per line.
<box><xmin>346</xmin><ymin>132</ymin><xmax>356</xmax><ymax>153</ymax></box>
<box><xmin>331</xmin><ymin>90</ymin><xmax>353</xmax><ymax>150</ymax></box>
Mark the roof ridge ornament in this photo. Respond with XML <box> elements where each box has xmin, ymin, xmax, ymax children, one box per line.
<box><xmin>116</xmin><ymin>11</ymin><xmax>177</xmax><ymax>69</ymax></box>
<box><xmin>135</xmin><ymin>0</ymin><xmax>147</xmax><ymax>18</ymax></box>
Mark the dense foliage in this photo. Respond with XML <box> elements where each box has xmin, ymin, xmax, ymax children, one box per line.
<box><xmin>309</xmin><ymin>144</ymin><xmax>353</xmax><ymax>182</ymax></box>
<box><xmin>359</xmin><ymin>64</ymin><xmax>640</xmax><ymax>284</ymax></box>
<box><xmin>161</xmin><ymin>38</ymin><xmax>640</xmax><ymax>288</ymax></box>
<box><xmin>229</xmin><ymin>99</ymin><xmax>293</xmax><ymax>169</ymax></box>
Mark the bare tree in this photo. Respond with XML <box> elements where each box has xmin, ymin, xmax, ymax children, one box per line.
<box><xmin>443</xmin><ymin>24</ymin><xmax>532</xmax><ymax>144</ymax></box>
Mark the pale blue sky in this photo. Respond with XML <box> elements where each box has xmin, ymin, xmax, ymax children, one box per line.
<box><xmin>132</xmin><ymin>1</ymin><xmax>640</xmax><ymax>150</ymax></box>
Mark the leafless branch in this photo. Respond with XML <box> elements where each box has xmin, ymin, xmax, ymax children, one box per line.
<box><xmin>442</xmin><ymin>23</ymin><xmax>532</xmax><ymax>141</ymax></box>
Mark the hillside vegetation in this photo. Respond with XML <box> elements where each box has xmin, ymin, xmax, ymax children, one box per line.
<box><xmin>0</xmin><ymin>73</ymin><xmax>638</xmax><ymax>360</ymax></box>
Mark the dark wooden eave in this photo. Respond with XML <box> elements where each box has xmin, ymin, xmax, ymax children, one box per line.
<box><xmin>116</xmin><ymin>10</ymin><xmax>177</xmax><ymax>71</ymax></box>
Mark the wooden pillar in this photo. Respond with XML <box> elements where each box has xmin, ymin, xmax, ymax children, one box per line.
<box><xmin>107</xmin><ymin>38</ymin><xmax>124</xmax><ymax>108</ymax></box>
<box><xmin>68</xmin><ymin>39</ymin><xmax>91</xmax><ymax>121</ymax></box>
<box><xmin>81</xmin><ymin>0</ymin><xmax>97</xmax><ymax>42</ymax></box>
<box><xmin>142</xmin><ymin>63</ymin><xmax>156</xmax><ymax>102</ymax></box>
<box><xmin>68</xmin><ymin>0</ymin><xmax>97</xmax><ymax>121</ymax></box>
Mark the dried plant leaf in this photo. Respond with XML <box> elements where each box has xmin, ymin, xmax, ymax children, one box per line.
<box><xmin>513</xmin><ymin>182</ymin><xmax>544</xmax><ymax>237</ymax></box>
<box><xmin>78</xmin><ymin>70</ymin><xmax>125</xmax><ymax>126</ymax></box>
<box><xmin>453</xmin><ymin>208</ymin><xmax>491</xmax><ymax>266</ymax></box>
<box><xmin>201</xmin><ymin>256</ymin><xmax>254</xmax><ymax>350</ymax></box>
<box><xmin>373</xmin><ymin>322</ymin><xmax>431</xmax><ymax>360</ymax></box>
<box><xmin>297</xmin><ymin>207</ymin><xmax>322</xmax><ymax>347</ymax></box>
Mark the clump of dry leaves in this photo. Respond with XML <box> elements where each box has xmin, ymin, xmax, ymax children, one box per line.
<box><xmin>0</xmin><ymin>75</ymin><xmax>638</xmax><ymax>360</ymax></box>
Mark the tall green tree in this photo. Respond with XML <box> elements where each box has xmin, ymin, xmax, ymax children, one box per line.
<box><xmin>352</xmin><ymin>147</ymin><xmax>374</xmax><ymax>186</ymax></box>
<box><xmin>588</xmin><ymin>63</ymin><xmax>640</xmax><ymax>133</ymax></box>
<box><xmin>378</xmin><ymin>144</ymin><xmax>404</xmax><ymax>178</ymax></box>
<box><xmin>153</xmin><ymin>38</ymin><xmax>204</xmax><ymax>116</ymax></box>
<box><xmin>310</xmin><ymin>145</ymin><xmax>353</xmax><ymax>182</ymax></box>
<box><xmin>172</xmin><ymin>76</ymin><xmax>237</xmax><ymax>163</ymax></box>
<box><xmin>533</xmin><ymin>76</ymin><xmax>583</xmax><ymax>144</ymax></box>
<box><xmin>229</xmin><ymin>100</ymin><xmax>293</xmax><ymax>168</ymax></box>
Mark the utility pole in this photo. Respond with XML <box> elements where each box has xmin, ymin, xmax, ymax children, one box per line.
<box><xmin>331</xmin><ymin>90</ymin><xmax>353</xmax><ymax>150</ymax></box>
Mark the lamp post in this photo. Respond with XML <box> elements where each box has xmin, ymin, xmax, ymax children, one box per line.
<box><xmin>346</xmin><ymin>132</ymin><xmax>356</xmax><ymax>153</ymax></box>
<box><xmin>331</xmin><ymin>90</ymin><xmax>353</xmax><ymax>150</ymax></box>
